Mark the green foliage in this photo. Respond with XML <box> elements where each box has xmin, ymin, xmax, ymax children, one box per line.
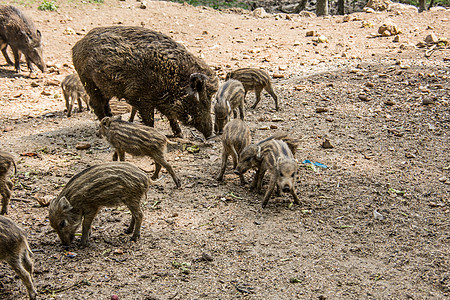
<box><xmin>38</xmin><ymin>0</ymin><xmax>57</xmax><ymax>11</ymax></box>
<box><xmin>169</xmin><ymin>0</ymin><xmax>249</xmax><ymax>10</ymax></box>
<box><xmin>398</xmin><ymin>0</ymin><xmax>450</xmax><ymax>7</ymax></box>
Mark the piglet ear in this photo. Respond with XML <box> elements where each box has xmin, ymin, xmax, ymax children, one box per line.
<box><xmin>100</xmin><ymin>117</ymin><xmax>111</xmax><ymax>127</ymax></box>
<box><xmin>226</xmin><ymin>101</ymin><xmax>231</xmax><ymax>114</ymax></box>
<box><xmin>58</xmin><ymin>196</ymin><xmax>73</xmax><ymax>212</ymax></box>
<box><xmin>256</xmin><ymin>146</ymin><xmax>261</xmax><ymax>160</ymax></box>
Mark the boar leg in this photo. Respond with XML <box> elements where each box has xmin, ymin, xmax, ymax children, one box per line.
<box><xmin>74</xmin><ymin>92</ymin><xmax>83</xmax><ymax>112</ymax></box>
<box><xmin>153</xmin><ymin>155</ymin><xmax>181</xmax><ymax>188</ymax></box>
<box><xmin>168</xmin><ymin>118</ymin><xmax>183</xmax><ymax>138</ymax></box>
<box><xmin>25</xmin><ymin>56</ymin><xmax>35</xmax><ymax>73</ymax></box>
<box><xmin>68</xmin><ymin>93</ymin><xmax>76</xmax><ymax>117</ymax></box>
<box><xmin>7</xmin><ymin>257</ymin><xmax>36</xmax><ymax>300</ymax></box>
<box><xmin>80</xmin><ymin>211</ymin><xmax>98</xmax><ymax>247</ymax></box>
<box><xmin>255</xmin><ymin>165</ymin><xmax>268</xmax><ymax>194</ymax></box>
<box><xmin>262</xmin><ymin>174</ymin><xmax>277</xmax><ymax>208</ymax></box>
<box><xmin>217</xmin><ymin>150</ymin><xmax>229</xmax><ymax>181</ymax></box>
<box><xmin>128</xmin><ymin>107</ymin><xmax>138</xmax><ymax>122</ymax></box>
<box><xmin>251</xmin><ymin>86</ymin><xmax>263</xmax><ymax>109</ymax></box>
<box><xmin>11</xmin><ymin>47</ymin><xmax>22</xmax><ymax>72</ymax></box>
<box><xmin>83</xmin><ymin>81</ymin><xmax>111</xmax><ymax>120</ymax></box>
<box><xmin>1</xmin><ymin>182</ymin><xmax>11</xmax><ymax>214</ymax></box>
<box><xmin>1</xmin><ymin>45</ymin><xmax>14</xmax><ymax>65</ymax></box>
<box><xmin>126</xmin><ymin>204</ymin><xmax>143</xmax><ymax>242</ymax></box>
<box><xmin>112</xmin><ymin>149</ymin><xmax>125</xmax><ymax>161</ymax></box>
<box><xmin>152</xmin><ymin>162</ymin><xmax>162</xmax><ymax>180</ymax></box>
<box><xmin>230</xmin><ymin>146</ymin><xmax>247</xmax><ymax>184</ymax></box>
<box><xmin>139</xmin><ymin>106</ymin><xmax>155</xmax><ymax>127</ymax></box>
<box><xmin>238</xmin><ymin>103</ymin><xmax>245</xmax><ymax>120</ymax></box>
<box><xmin>264</xmin><ymin>83</ymin><xmax>279</xmax><ymax>111</ymax></box>
<box><xmin>291</xmin><ymin>188</ymin><xmax>301</xmax><ymax>205</ymax></box>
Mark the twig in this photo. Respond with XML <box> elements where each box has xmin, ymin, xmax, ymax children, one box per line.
<box><xmin>40</xmin><ymin>276</ymin><xmax>93</xmax><ymax>294</ymax></box>
<box><xmin>11</xmin><ymin>197</ymin><xmax>32</xmax><ymax>203</ymax></box>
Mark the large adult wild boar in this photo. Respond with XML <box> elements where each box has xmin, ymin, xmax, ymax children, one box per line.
<box><xmin>72</xmin><ymin>26</ymin><xmax>218</xmax><ymax>139</ymax></box>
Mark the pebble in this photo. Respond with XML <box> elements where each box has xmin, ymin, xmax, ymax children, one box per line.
<box><xmin>75</xmin><ymin>142</ymin><xmax>91</xmax><ymax>150</ymax></box>
<box><xmin>321</xmin><ymin>139</ymin><xmax>334</xmax><ymax>149</ymax></box>
<box><xmin>373</xmin><ymin>210</ymin><xmax>384</xmax><ymax>221</ymax></box>
<box><xmin>316</xmin><ymin>107</ymin><xmax>328</xmax><ymax>113</ymax></box>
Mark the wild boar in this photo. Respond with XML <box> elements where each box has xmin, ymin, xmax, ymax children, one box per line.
<box><xmin>214</xmin><ymin>79</ymin><xmax>245</xmax><ymax>134</ymax></box>
<box><xmin>236</xmin><ymin>139</ymin><xmax>300</xmax><ymax>208</ymax></box>
<box><xmin>72</xmin><ymin>26</ymin><xmax>218</xmax><ymax>138</ymax></box>
<box><xmin>0</xmin><ymin>216</ymin><xmax>36</xmax><ymax>300</ymax></box>
<box><xmin>0</xmin><ymin>151</ymin><xmax>16</xmax><ymax>215</ymax></box>
<box><xmin>98</xmin><ymin>116</ymin><xmax>181</xmax><ymax>188</ymax></box>
<box><xmin>217</xmin><ymin>119</ymin><xmax>251</xmax><ymax>184</ymax></box>
<box><xmin>48</xmin><ymin>162</ymin><xmax>152</xmax><ymax>247</ymax></box>
<box><xmin>234</xmin><ymin>132</ymin><xmax>299</xmax><ymax>178</ymax></box>
<box><xmin>61</xmin><ymin>73</ymin><xmax>90</xmax><ymax>117</ymax></box>
<box><xmin>225</xmin><ymin>68</ymin><xmax>278</xmax><ymax>110</ymax></box>
<box><xmin>0</xmin><ymin>5</ymin><xmax>46</xmax><ymax>73</ymax></box>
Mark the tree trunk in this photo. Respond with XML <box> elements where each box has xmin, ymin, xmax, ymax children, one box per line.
<box><xmin>316</xmin><ymin>0</ymin><xmax>329</xmax><ymax>16</ymax></box>
<box><xmin>337</xmin><ymin>0</ymin><xmax>345</xmax><ymax>15</ymax></box>
<box><xmin>419</xmin><ymin>0</ymin><xmax>426</xmax><ymax>12</ymax></box>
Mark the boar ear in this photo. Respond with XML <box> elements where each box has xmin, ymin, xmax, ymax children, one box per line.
<box><xmin>58</xmin><ymin>196</ymin><xmax>73</xmax><ymax>212</ymax></box>
<box><xmin>36</xmin><ymin>29</ymin><xmax>42</xmax><ymax>38</ymax></box>
<box><xmin>101</xmin><ymin>117</ymin><xmax>111</xmax><ymax>127</ymax></box>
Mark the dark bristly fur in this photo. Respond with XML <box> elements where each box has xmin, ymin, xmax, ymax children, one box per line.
<box><xmin>0</xmin><ymin>151</ymin><xmax>16</xmax><ymax>215</ymax></box>
<box><xmin>214</xmin><ymin>79</ymin><xmax>245</xmax><ymax>134</ymax></box>
<box><xmin>61</xmin><ymin>73</ymin><xmax>90</xmax><ymax>117</ymax></box>
<box><xmin>0</xmin><ymin>5</ymin><xmax>46</xmax><ymax>73</ymax></box>
<box><xmin>226</xmin><ymin>68</ymin><xmax>278</xmax><ymax>110</ymax></box>
<box><xmin>217</xmin><ymin>119</ymin><xmax>251</xmax><ymax>184</ymax></box>
<box><xmin>49</xmin><ymin>162</ymin><xmax>152</xmax><ymax>248</ymax></box>
<box><xmin>0</xmin><ymin>216</ymin><xmax>36</xmax><ymax>300</ymax></box>
<box><xmin>72</xmin><ymin>26</ymin><xmax>218</xmax><ymax>138</ymax></box>
<box><xmin>98</xmin><ymin>116</ymin><xmax>181</xmax><ymax>188</ymax></box>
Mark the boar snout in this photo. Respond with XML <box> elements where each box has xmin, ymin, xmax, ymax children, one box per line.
<box><xmin>282</xmin><ymin>186</ymin><xmax>291</xmax><ymax>193</ymax></box>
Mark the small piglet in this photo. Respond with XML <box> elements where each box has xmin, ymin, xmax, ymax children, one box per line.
<box><xmin>49</xmin><ymin>162</ymin><xmax>152</xmax><ymax>247</ymax></box>
<box><xmin>217</xmin><ymin>119</ymin><xmax>251</xmax><ymax>184</ymax></box>
<box><xmin>98</xmin><ymin>116</ymin><xmax>181</xmax><ymax>188</ymax></box>
<box><xmin>61</xmin><ymin>73</ymin><xmax>89</xmax><ymax>117</ymax></box>
<box><xmin>214</xmin><ymin>79</ymin><xmax>245</xmax><ymax>134</ymax></box>
<box><xmin>0</xmin><ymin>216</ymin><xmax>36</xmax><ymax>300</ymax></box>
<box><xmin>0</xmin><ymin>5</ymin><xmax>46</xmax><ymax>73</ymax></box>
<box><xmin>235</xmin><ymin>139</ymin><xmax>300</xmax><ymax>208</ymax></box>
<box><xmin>0</xmin><ymin>150</ymin><xmax>16</xmax><ymax>215</ymax></box>
<box><xmin>226</xmin><ymin>68</ymin><xmax>278</xmax><ymax>111</ymax></box>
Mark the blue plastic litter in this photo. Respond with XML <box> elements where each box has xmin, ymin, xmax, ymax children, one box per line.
<box><xmin>302</xmin><ymin>160</ymin><xmax>328</xmax><ymax>169</ymax></box>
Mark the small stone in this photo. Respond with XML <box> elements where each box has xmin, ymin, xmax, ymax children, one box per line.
<box><xmin>321</xmin><ymin>139</ymin><xmax>334</xmax><ymax>149</ymax></box>
<box><xmin>270</xmin><ymin>124</ymin><xmax>278</xmax><ymax>129</ymax></box>
<box><xmin>30</xmin><ymin>82</ymin><xmax>39</xmax><ymax>87</ymax></box>
<box><xmin>3</xmin><ymin>126</ymin><xmax>13</xmax><ymax>132</ymax></box>
<box><xmin>365</xmin><ymin>82</ymin><xmax>374</xmax><ymax>88</ymax></box>
<box><xmin>316</xmin><ymin>35</ymin><xmax>328</xmax><ymax>43</ymax></box>
<box><xmin>425</xmin><ymin>33</ymin><xmax>438</xmax><ymax>43</ymax></box>
<box><xmin>140</xmin><ymin>1</ymin><xmax>147</xmax><ymax>9</ymax></box>
<box><xmin>41</xmin><ymin>90</ymin><xmax>51</xmax><ymax>96</ymax></box>
<box><xmin>272</xmin><ymin>73</ymin><xmax>285</xmax><ymax>78</ymax></box>
<box><xmin>405</xmin><ymin>153</ymin><xmax>416</xmax><ymax>158</ymax></box>
<box><xmin>358</xmin><ymin>94</ymin><xmax>370</xmax><ymax>102</ymax></box>
<box><xmin>393</xmin><ymin>35</ymin><xmax>400</xmax><ymax>42</ymax></box>
<box><xmin>75</xmin><ymin>142</ymin><xmax>91</xmax><ymax>150</ymax></box>
<box><xmin>201</xmin><ymin>253</ymin><xmax>213</xmax><ymax>261</ymax></box>
<box><xmin>384</xmin><ymin>99</ymin><xmax>395</xmax><ymax>106</ymax></box>
<box><xmin>439</xmin><ymin>177</ymin><xmax>447</xmax><ymax>183</ymax></box>
<box><xmin>252</xmin><ymin>7</ymin><xmax>269</xmax><ymax>18</ymax></box>
<box><xmin>113</xmin><ymin>249</ymin><xmax>124</xmax><ymax>255</ymax></box>
<box><xmin>316</xmin><ymin>107</ymin><xmax>328</xmax><ymax>113</ymax></box>
<box><xmin>293</xmin><ymin>40</ymin><xmax>301</xmax><ymax>46</ymax></box>
<box><xmin>373</xmin><ymin>210</ymin><xmax>384</xmax><ymax>221</ymax></box>
<box><xmin>63</xmin><ymin>27</ymin><xmax>76</xmax><ymax>35</ymax></box>
<box><xmin>306</xmin><ymin>30</ymin><xmax>316</xmax><ymax>37</ymax></box>
<box><xmin>422</xmin><ymin>98</ymin><xmax>434</xmax><ymax>105</ymax></box>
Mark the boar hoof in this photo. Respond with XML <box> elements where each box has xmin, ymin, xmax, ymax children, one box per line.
<box><xmin>130</xmin><ymin>235</ymin><xmax>140</xmax><ymax>242</ymax></box>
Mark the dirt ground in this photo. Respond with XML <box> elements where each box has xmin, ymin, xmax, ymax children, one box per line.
<box><xmin>0</xmin><ymin>0</ymin><xmax>449</xmax><ymax>299</ymax></box>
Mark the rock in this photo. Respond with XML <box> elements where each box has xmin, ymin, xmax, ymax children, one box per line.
<box><xmin>63</xmin><ymin>27</ymin><xmax>76</xmax><ymax>35</ymax></box>
<box><xmin>30</xmin><ymin>82</ymin><xmax>39</xmax><ymax>87</ymax></box>
<box><xmin>316</xmin><ymin>107</ymin><xmax>328</xmax><ymax>113</ymax></box>
<box><xmin>384</xmin><ymin>99</ymin><xmax>395</xmax><ymax>106</ymax></box>
<box><xmin>321</xmin><ymin>139</ymin><xmax>334</xmax><ymax>149</ymax></box>
<box><xmin>316</xmin><ymin>35</ymin><xmax>328</xmax><ymax>43</ymax></box>
<box><xmin>140</xmin><ymin>1</ymin><xmax>147</xmax><ymax>9</ymax></box>
<box><xmin>393</xmin><ymin>35</ymin><xmax>400</xmax><ymax>42</ymax></box>
<box><xmin>201</xmin><ymin>253</ymin><xmax>213</xmax><ymax>262</ymax></box>
<box><xmin>306</xmin><ymin>30</ymin><xmax>316</xmax><ymax>37</ymax></box>
<box><xmin>365</xmin><ymin>82</ymin><xmax>374</xmax><ymax>88</ymax></box>
<box><xmin>425</xmin><ymin>33</ymin><xmax>439</xmax><ymax>43</ymax></box>
<box><xmin>270</xmin><ymin>124</ymin><xmax>278</xmax><ymax>129</ymax></box>
<box><xmin>3</xmin><ymin>126</ymin><xmax>13</xmax><ymax>132</ymax></box>
<box><xmin>252</xmin><ymin>7</ymin><xmax>269</xmax><ymax>18</ymax></box>
<box><xmin>363</xmin><ymin>7</ymin><xmax>376</xmax><ymax>13</ymax></box>
<box><xmin>299</xmin><ymin>11</ymin><xmax>316</xmax><ymax>18</ymax></box>
<box><xmin>365</xmin><ymin>0</ymin><xmax>392</xmax><ymax>11</ymax></box>
<box><xmin>422</xmin><ymin>97</ymin><xmax>434</xmax><ymax>105</ymax></box>
<box><xmin>75</xmin><ymin>142</ymin><xmax>91</xmax><ymax>150</ymax></box>
<box><xmin>373</xmin><ymin>210</ymin><xmax>384</xmax><ymax>220</ymax></box>
<box><xmin>378</xmin><ymin>22</ymin><xmax>400</xmax><ymax>36</ymax></box>
<box><xmin>388</xmin><ymin>3</ymin><xmax>418</xmax><ymax>14</ymax></box>
<box><xmin>272</xmin><ymin>73</ymin><xmax>285</xmax><ymax>78</ymax></box>
<box><xmin>293</xmin><ymin>40</ymin><xmax>301</xmax><ymax>46</ymax></box>
<box><xmin>358</xmin><ymin>94</ymin><xmax>370</xmax><ymax>101</ymax></box>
